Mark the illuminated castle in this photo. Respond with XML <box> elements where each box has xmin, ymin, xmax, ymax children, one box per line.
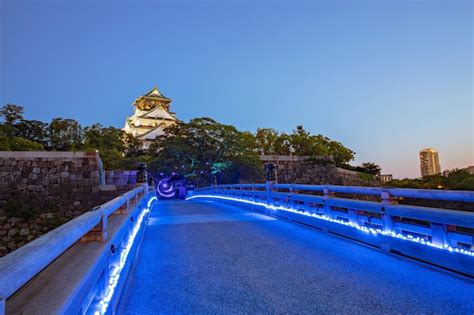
<box><xmin>123</xmin><ymin>86</ymin><xmax>178</xmax><ymax>149</ymax></box>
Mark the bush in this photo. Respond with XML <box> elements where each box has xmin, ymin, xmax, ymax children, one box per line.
<box><xmin>358</xmin><ymin>172</ymin><xmax>374</xmax><ymax>181</ymax></box>
<box><xmin>387</xmin><ymin>170</ymin><xmax>474</xmax><ymax>191</ymax></box>
<box><xmin>9</xmin><ymin>137</ymin><xmax>44</xmax><ymax>151</ymax></box>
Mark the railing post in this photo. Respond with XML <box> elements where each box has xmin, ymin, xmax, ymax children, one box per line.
<box><xmin>323</xmin><ymin>187</ymin><xmax>334</xmax><ymax>218</ymax></box>
<box><xmin>347</xmin><ymin>208</ymin><xmax>358</xmax><ymax>225</ymax></box>
<box><xmin>381</xmin><ymin>191</ymin><xmax>396</xmax><ymax>233</ymax></box>
<box><xmin>134</xmin><ymin>190</ymin><xmax>139</xmax><ymax>204</ymax></box>
<box><xmin>287</xmin><ymin>184</ymin><xmax>294</xmax><ymax>209</ymax></box>
<box><xmin>116</xmin><ymin>199</ymin><xmax>130</xmax><ymax>214</ymax></box>
<box><xmin>431</xmin><ymin>223</ymin><xmax>447</xmax><ymax>247</ymax></box>
<box><xmin>81</xmin><ymin>210</ymin><xmax>108</xmax><ymax>242</ymax></box>
<box><xmin>380</xmin><ymin>190</ymin><xmax>397</xmax><ymax>252</ymax></box>
<box><xmin>266</xmin><ymin>181</ymin><xmax>273</xmax><ymax>214</ymax></box>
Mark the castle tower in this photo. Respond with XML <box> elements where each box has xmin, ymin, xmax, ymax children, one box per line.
<box><xmin>123</xmin><ymin>86</ymin><xmax>178</xmax><ymax>149</ymax></box>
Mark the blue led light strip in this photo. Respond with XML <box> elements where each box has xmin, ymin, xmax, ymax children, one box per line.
<box><xmin>94</xmin><ymin>196</ymin><xmax>157</xmax><ymax>315</ymax></box>
<box><xmin>187</xmin><ymin>194</ymin><xmax>474</xmax><ymax>257</ymax></box>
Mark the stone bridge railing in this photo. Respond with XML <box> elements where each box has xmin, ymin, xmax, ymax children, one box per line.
<box><xmin>0</xmin><ymin>184</ymin><xmax>155</xmax><ymax>315</ymax></box>
<box><xmin>188</xmin><ymin>183</ymin><xmax>474</xmax><ymax>277</ymax></box>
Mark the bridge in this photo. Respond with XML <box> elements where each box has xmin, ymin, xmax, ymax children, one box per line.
<box><xmin>0</xmin><ymin>183</ymin><xmax>473</xmax><ymax>314</ymax></box>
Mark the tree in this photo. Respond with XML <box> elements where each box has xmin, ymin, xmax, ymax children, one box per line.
<box><xmin>255</xmin><ymin>128</ymin><xmax>279</xmax><ymax>155</ymax></box>
<box><xmin>253</xmin><ymin>125</ymin><xmax>355</xmax><ymax>166</ymax></box>
<box><xmin>0</xmin><ymin>130</ymin><xmax>11</xmax><ymax>150</ymax></box>
<box><xmin>48</xmin><ymin>118</ymin><xmax>83</xmax><ymax>150</ymax></box>
<box><xmin>124</xmin><ymin>133</ymin><xmax>142</xmax><ymax>157</ymax></box>
<box><xmin>8</xmin><ymin>137</ymin><xmax>44</xmax><ymax>151</ymax></box>
<box><xmin>290</xmin><ymin>125</ymin><xmax>314</xmax><ymax>155</ymax></box>
<box><xmin>83</xmin><ymin>123</ymin><xmax>103</xmax><ymax>149</ymax></box>
<box><xmin>0</xmin><ymin>104</ymin><xmax>45</xmax><ymax>150</ymax></box>
<box><xmin>359</xmin><ymin>162</ymin><xmax>381</xmax><ymax>175</ymax></box>
<box><xmin>328</xmin><ymin>140</ymin><xmax>355</xmax><ymax>166</ymax></box>
<box><xmin>148</xmin><ymin>117</ymin><xmax>264</xmax><ymax>186</ymax></box>
<box><xmin>83</xmin><ymin>124</ymin><xmax>125</xmax><ymax>152</ymax></box>
<box><xmin>0</xmin><ymin>104</ymin><xmax>24</xmax><ymax>126</ymax></box>
<box><xmin>342</xmin><ymin>162</ymin><xmax>381</xmax><ymax>175</ymax></box>
<box><xmin>14</xmin><ymin>119</ymin><xmax>48</xmax><ymax>146</ymax></box>
<box><xmin>387</xmin><ymin>170</ymin><xmax>474</xmax><ymax>191</ymax></box>
<box><xmin>82</xmin><ymin>124</ymin><xmax>145</xmax><ymax>169</ymax></box>
<box><xmin>274</xmin><ymin>133</ymin><xmax>292</xmax><ymax>155</ymax></box>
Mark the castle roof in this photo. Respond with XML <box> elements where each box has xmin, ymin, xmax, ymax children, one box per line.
<box><xmin>143</xmin><ymin>86</ymin><xmax>171</xmax><ymax>101</ymax></box>
<box><xmin>137</xmin><ymin>105</ymin><xmax>177</xmax><ymax>121</ymax></box>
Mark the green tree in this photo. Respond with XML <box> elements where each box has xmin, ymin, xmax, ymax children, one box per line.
<box><xmin>48</xmin><ymin>118</ymin><xmax>83</xmax><ymax>150</ymax></box>
<box><xmin>358</xmin><ymin>162</ymin><xmax>381</xmax><ymax>175</ymax></box>
<box><xmin>327</xmin><ymin>140</ymin><xmax>355</xmax><ymax>166</ymax></box>
<box><xmin>274</xmin><ymin>133</ymin><xmax>292</xmax><ymax>155</ymax></box>
<box><xmin>0</xmin><ymin>129</ymin><xmax>11</xmax><ymax>150</ymax></box>
<box><xmin>84</xmin><ymin>124</ymin><xmax>125</xmax><ymax>152</ymax></box>
<box><xmin>387</xmin><ymin>170</ymin><xmax>474</xmax><ymax>191</ymax></box>
<box><xmin>255</xmin><ymin>128</ymin><xmax>279</xmax><ymax>154</ymax></box>
<box><xmin>9</xmin><ymin>137</ymin><xmax>44</xmax><ymax>151</ymax></box>
<box><xmin>83</xmin><ymin>124</ymin><xmax>145</xmax><ymax>169</ymax></box>
<box><xmin>290</xmin><ymin>125</ymin><xmax>313</xmax><ymax>155</ymax></box>
<box><xmin>0</xmin><ymin>104</ymin><xmax>45</xmax><ymax>150</ymax></box>
<box><xmin>14</xmin><ymin>119</ymin><xmax>48</xmax><ymax>146</ymax></box>
<box><xmin>0</xmin><ymin>104</ymin><xmax>24</xmax><ymax>126</ymax></box>
<box><xmin>149</xmin><ymin>117</ymin><xmax>264</xmax><ymax>186</ymax></box>
<box><xmin>124</xmin><ymin>133</ymin><xmax>143</xmax><ymax>157</ymax></box>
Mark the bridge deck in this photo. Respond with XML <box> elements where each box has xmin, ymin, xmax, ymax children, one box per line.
<box><xmin>119</xmin><ymin>200</ymin><xmax>473</xmax><ymax>314</ymax></box>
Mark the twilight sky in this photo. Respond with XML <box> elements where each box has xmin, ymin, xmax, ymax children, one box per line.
<box><xmin>1</xmin><ymin>0</ymin><xmax>472</xmax><ymax>178</ymax></box>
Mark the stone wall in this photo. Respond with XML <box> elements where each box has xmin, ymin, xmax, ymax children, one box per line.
<box><xmin>105</xmin><ymin>170</ymin><xmax>138</xmax><ymax>186</ymax></box>
<box><xmin>0</xmin><ymin>151</ymin><xmax>136</xmax><ymax>257</ymax></box>
<box><xmin>260</xmin><ymin>155</ymin><xmax>380</xmax><ymax>186</ymax></box>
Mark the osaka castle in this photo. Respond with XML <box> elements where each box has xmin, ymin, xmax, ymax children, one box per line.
<box><xmin>123</xmin><ymin>86</ymin><xmax>178</xmax><ymax>149</ymax></box>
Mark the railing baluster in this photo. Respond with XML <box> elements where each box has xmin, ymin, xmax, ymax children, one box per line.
<box><xmin>431</xmin><ymin>223</ymin><xmax>447</xmax><ymax>247</ymax></box>
<box><xmin>190</xmin><ymin>182</ymin><xmax>474</xmax><ymax>276</ymax></box>
<box><xmin>323</xmin><ymin>187</ymin><xmax>334</xmax><ymax>219</ymax></box>
<box><xmin>381</xmin><ymin>191</ymin><xmax>396</xmax><ymax>231</ymax></box>
<box><xmin>80</xmin><ymin>209</ymin><xmax>108</xmax><ymax>242</ymax></box>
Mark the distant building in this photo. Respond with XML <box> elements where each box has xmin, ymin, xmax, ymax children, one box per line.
<box><xmin>379</xmin><ymin>174</ymin><xmax>393</xmax><ymax>183</ymax></box>
<box><xmin>463</xmin><ymin>166</ymin><xmax>474</xmax><ymax>175</ymax></box>
<box><xmin>123</xmin><ymin>86</ymin><xmax>178</xmax><ymax>150</ymax></box>
<box><xmin>419</xmin><ymin>148</ymin><xmax>441</xmax><ymax>177</ymax></box>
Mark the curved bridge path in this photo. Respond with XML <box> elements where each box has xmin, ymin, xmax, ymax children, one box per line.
<box><xmin>119</xmin><ymin>200</ymin><xmax>473</xmax><ymax>314</ymax></box>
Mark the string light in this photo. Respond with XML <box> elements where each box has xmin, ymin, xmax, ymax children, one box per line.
<box><xmin>94</xmin><ymin>196</ymin><xmax>156</xmax><ymax>315</ymax></box>
<box><xmin>186</xmin><ymin>194</ymin><xmax>474</xmax><ymax>257</ymax></box>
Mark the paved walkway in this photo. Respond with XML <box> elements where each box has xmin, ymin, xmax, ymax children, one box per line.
<box><xmin>120</xmin><ymin>200</ymin><xmax>474</xmax><ymax>314</ymax></box>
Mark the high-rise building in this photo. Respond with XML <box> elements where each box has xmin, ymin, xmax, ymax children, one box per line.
<box><xmin>123</xmin><ymin>86</ymin><xmax>178</xmax><ymax>150</ymax></box>
<box><xmin>419</xmin><ymin>148</ymin><xmax>441</xmax><ymax>177</ymax></box>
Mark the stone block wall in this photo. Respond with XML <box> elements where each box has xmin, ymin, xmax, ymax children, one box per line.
<box><xmin>0</xmin><ymin>151</ymin><xmax>136</xmax><ymax>256</ymax></box>
<box><xmin>260</xmin><ymin>155</ymin><xmax>380</xmax><ymax>186</ymax></box>
<box><xmin>105</xmin><ymin>170</ymin><xmax>138</xmax><ymax>186</ymax></box>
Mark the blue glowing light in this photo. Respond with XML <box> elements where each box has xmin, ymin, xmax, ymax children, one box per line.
<box><xmin>186</xmin><ymin>194</ymin><xmax>474</xmax><ymax>257</ymax></box>
<box><xmin>94</xmin><ymin>196</ymin><xmax>156</xmax><ymax>315</ymax></box>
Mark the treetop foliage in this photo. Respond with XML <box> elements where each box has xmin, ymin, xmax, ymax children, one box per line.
<box><xmin>255</xmin><ymin>126</ymin><xmax>355</xmax><ymax>166</ymax></box>
<box><xmin>0</xmin><ymin>104</ymin><xmax>392</xmax><ymax>186</ymax></box>
<box><xmin>387</xmin><ymin>170</ymin><xmax>474</xmax><ymax>191</ymax></box>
